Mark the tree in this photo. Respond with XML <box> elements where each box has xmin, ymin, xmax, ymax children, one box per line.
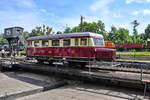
<box><xmin>107</xmin><ymin>26</ymin><xmax>131</xmax><ymax>44</ymax></box>
<box><xmin>144</xmin><ymin>24</ymin><xmax>150</xmax><ymax>40</ymax></box>
<box><xmin>63</xmin><ymin>20</ymin><xmax>106</xmax><ymax>36</ymax></box>
<box><xmin>29</xmin><ymin>25</ymin><xmax>53</xmax><ymax>37</ymax></box>
<box><xmin>23</xmin><ymin>31</ymin><xmax>29</xmax><ymax>40</ymax></box>
<box><xmin>97</xmin><ymin>20</ymin><xmax>106</xmax><ymax>34</ymax></box>
<box><xmin>81</xmin><ymin>22</ymin><xmax>97</xmax><ymax>32</ymax></box>
<box><xmin>117</xmin><ymin>28</ymin><xmax>130</xmax><ymax>44</ymax></box>
<box><xmin>42</xmin><ymin>25</ymin><xmax>46</xmax><ymax>35</ymax></box>
<box><xmin>56</xmin><ymin>31</ymin><xmax>62</xmax><ymax>34</ymax></box>
<box><xmin>107</xmin><ymin>26</ymin><xmax>118</xmax><ymax>43</ymax></box>
<box><xmin>132</xmin><ymin>20</ymin><xmax>139</xmax><ymax>36</ymax></box>
<box><xmin>46</xmin><ymin>26</ymin><xmax>53</xmax><ymax>35</ymax></box>
<box><xmin>64</xmin><ymin>27</ymin><xmax>72</xmax><ymax>33</ymax></box>
<box><xmin>131</xmin><ymin>20</ymin><xmax>140</xmax><ymax>43</ymax></box>
<box><xmin>71</xmin><ymin>26</ymin><xmax>80</xmax><ymax>32</ymax></box>
<box><xmin>0</xmin><ymin>34</ymin><xmax>8</xmax><ymax>45</ymax></box>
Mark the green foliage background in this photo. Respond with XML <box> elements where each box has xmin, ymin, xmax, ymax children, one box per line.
<box><xmin>64</xmin><ymin>19</ymin><xmax>150</xmax><ymax>48</ymax></box>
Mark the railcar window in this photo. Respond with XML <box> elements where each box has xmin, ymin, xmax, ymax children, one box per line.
<box><xmin>80</xmin><ymin>39</ymin><xmax>87</xmax><ymax>45</ymax></box>
<box><xmin>28</xmin><ymin>41</ymin><xmax>32</xmax><ymax>47</ymax></box>
<box><xmin>52</xmin><ymin>40</ymin><xmax>59</xmax><ymax>46</ymax></box>
<box><xmin>75</xmin><ymin>38</ymin><xmax>78</xmax><ymax>45</ymax></box>
<box><xmin>93</xmin><ymin>38</ymin><xmax>104</xmax><ymax>46</ymax></box>
<box><xmin>42</xmin><ymin>40</ymin><xmax>49</xmax><ymax>47</ymax></box>
<box><xmin>63</xmin><ymin>39</ymin><xmax>70</xmax><ymax>46</ymax></box>
<box><xmin>34</xmin><ymin>41</ymin><xmax>40</xmax><ymax>47</ymax></box>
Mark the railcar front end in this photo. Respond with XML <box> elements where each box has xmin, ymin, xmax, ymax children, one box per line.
<box><xmin>94</xmin><ymin>48</ymin><xmax>116</xmax><ymax>61</ymax></box>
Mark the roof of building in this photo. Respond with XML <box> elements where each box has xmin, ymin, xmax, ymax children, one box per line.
<box><xmin>27</xmin><ymin>32</ymin><xmax>103</xmax><ymax>41</ymax></box>
<box><xmin>4</xmin><ymin>26</ymin><xmax>24</xmax><ymax>30</ymax></box>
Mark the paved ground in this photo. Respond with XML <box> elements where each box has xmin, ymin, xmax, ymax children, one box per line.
<box><xmin>0</xmin><ymin>71</ymin><xmax>64</xmax><ymax>100</ymax></box>
<box><xmin>17</xmin><ymin>83</ymin><xmax>149</xmax><ymax>100</ymax></box>
<box><xmin>0</xmin><ymin>71</ymin><xmax>150</xmax><ymax>100</ymax></box>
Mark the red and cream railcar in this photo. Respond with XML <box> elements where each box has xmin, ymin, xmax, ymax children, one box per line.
<box><xmin>26</xmin><ymin>32</ymin><xmax>116</xmax><ymax>65</ymax></box>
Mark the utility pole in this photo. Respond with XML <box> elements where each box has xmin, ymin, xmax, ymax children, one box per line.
<box><xmin>80</xmin><ymin>16</ymin><xmax>85</xmax><ymax>32</ymax></box>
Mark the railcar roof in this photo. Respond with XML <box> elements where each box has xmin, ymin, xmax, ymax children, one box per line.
<box><xmin>27</xmin><ymin>32</ymin><xmax>103</xmax><ymax>41</ymax></box>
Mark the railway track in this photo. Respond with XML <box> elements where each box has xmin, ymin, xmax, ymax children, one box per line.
<box><xmin>1</xmin><ymin>57</ymin><xmax>150</xmax><ymax>92</ymax></box>
<box><xmin>87</xmin><ymin>61</ymin><xmax>150</xmax><ymax>74</ymax></box>
<box><xmin>13</xmin><ymin>58</ymin><xmax>150</xmax><ymax>74</ymax></box>
<box><xmin>1</xmin><ymin>57</ymin><xmax>150</xmax><ymax>74</ymax></box>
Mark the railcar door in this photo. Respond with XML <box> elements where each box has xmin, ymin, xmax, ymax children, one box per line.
<box><xmin>68</xmin><ymin>38</ymin><xmax>80</xmax><ymax>61</ymax></box>
<box><xmin>74</xmin><ymin>38</ymin><xmax>80</xmax><ymax>59</ymax></box>
<box><xmin>79</xmin><ymin>38</ymin><xmax>89</xmax><ymax>58</ymax></box>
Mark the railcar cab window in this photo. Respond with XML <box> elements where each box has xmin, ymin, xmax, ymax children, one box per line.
<box><xmin>52</xmin><ymin>40</ymin><xmax>59</xmax><ymax>46</ymax></box>
<box><xmin>80</xmin><ymin>38</ymin><xmax>87</xmax><ymax>46</ymax></box>
<box><xmin>63</xmin><ymin>39</ymin><xmax>70</xmax><ymax>46</ymax></box>
<box><xmin>93</xmin><ymin>38</ymin><xmax>104</xmax><ymax>46</ymax></box>
<box><xmin>75</xmin><ymin>38</ymin><xmax>78</xmax><ymax>46</ymax></box>
<box><xmin>34</xmin><ymin>41</ymin><xmax>40</xmax><ymax>47</ymax></box>
<box><xmin>42</xmin><ymin>40</ymin><xmax>49</xmax><ymax>47</ymax></box>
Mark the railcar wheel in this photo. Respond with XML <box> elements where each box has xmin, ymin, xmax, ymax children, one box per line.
<box><xmin>68</xmin><ymin>61</ymin><xmax>77</xmax><ymax>67</ymax></box>
<box><xmin>68</xmin><ymin>62</ymin><xmax>73</xmax><ymax>67</ymax></box>
<box><xmin>80</xmin><ymin>62</ymin><xmax>86</xmax><ymax>68</ymax></box>
<box><xmin>37</xmin><ymin>59</ymin><xmax>44</xmax><ymax>64</ymax></box>
<box><xmin>49</xmin><ymin>60</ymin><xmax>54</xmax><ymax>65</ymax></box>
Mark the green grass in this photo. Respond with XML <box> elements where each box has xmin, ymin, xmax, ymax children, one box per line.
<box><xmin>116</xmin><ymin>51</ymin><xmax>150</xmax><ymax>62</ymax></box>
<box><xmin>116</xmin><ymin>59</ymin><xmax>150</xmax><ymax>62</ymax></box>
<box><xmin>116</xmin><ymin>52</ymin><xmax>150</xmax><ymax>56</ymax></box>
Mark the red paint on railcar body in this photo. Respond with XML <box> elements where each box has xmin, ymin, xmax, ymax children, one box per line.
<box><xmin>27</xmin><ymin>47</ymin><xmax>116</xmax><ymax>61</ymax></box>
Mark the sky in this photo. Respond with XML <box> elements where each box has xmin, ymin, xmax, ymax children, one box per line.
<box><xmin>0</xmin><ymin>0</ymin><xmax>150</xmax><ymax>34</ymax></box>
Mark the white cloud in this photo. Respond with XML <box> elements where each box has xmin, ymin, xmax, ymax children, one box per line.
<box><xmin>132</xmin><ymin>11</ymin><xmax>140</xmax><ymax>16</ymax></box>
<box><xmin>112</xmin><ymin>13</ymin><xmax>124</xmax><ymax>18</ymax></box>
<box><xmin>90</xmin><ymin>0</ymin><xmax>113</xmax><ymax>14</ymax></box>
<box><xmin>47</xmin><ymin>13</ymin><xmax>55</xmax><ymax>17</ymax></box>
<box><xmin>118</xmin><ymin>23</ymin><xmax>130</xmax><ymax>29</ymax></box>
<box><xmin>81</xmin><ymin>16</ymin><xmax>98</xmax><ymax>23</ymax></box>
<box><xmin>126</xmin><ymin>0</ymin><xmax>150</xmax><ymax>4</ymax></box>
<box><xmin>15</xmin><ymin>0</ymin><xmax>36</xmax><ymax>8</ymax></box>
<box><xmin>132</xmin><ymin>9</ymin><xmax>150</xmax><ymax>16</ymax></box>
<box><xmin>126</xmin><ymin>0</ymin><xmax>134</xmax><ymax>4</ymax></box>
<box><xmin>143</xmin><ymin>9</ymin><xmax>150</xmax><ymax>15</ymax></box>
<box><xmin>40</xmin><ymin>9</ymin><xmax>47</xmax><ymax>13</ymax></box>
<box><xmin>0</xmin><ymin>10</ymin><xmax>42</xmax><ymax>33</ymax></box>
<box><xmin>58</xmin><ymin>17</ymin><xmax>80</xmax><ymax>27</ymax></box>
<box><xmin>0</xmin><ymin>0</ymin><xmax>45</xmax><ymax>33</ymax></box>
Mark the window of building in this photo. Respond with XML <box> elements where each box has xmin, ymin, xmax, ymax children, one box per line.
<box><xmin>63</xmin><ymin>39</ymin><xmax>70</xmax><ymax>46</ymax></box>
<box><xmin>80</xmin><ymin>38</ymin><xmax>87</xmax><ymax>46</ymax></box>
<box><xmin>42</xmin><ymin>40</ymin><xmax>49</xmax><ymax>47</ymax></box>
<box><xmin>34</xmin><ymin>41</ymin><xmax>40</xmax><ymax>47</ymax></box>
<box><xmin>75</xmin><ymin>38</ymin><xmax>78</xmax><ymax>46</ymax></box>
<box><xmin>93</xmin><ymin>38</ymin><xmax>104</xmax><ymax>46</ymax></box>
<box><xmin>52</xmin><ymin>40</ymin><xmax>59</xmax><ymax>46</ymax></box>
<box><xmin>17</xmin><ymin>30</ymin><xmax>21</xmax><ymax>35</ymax></box>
